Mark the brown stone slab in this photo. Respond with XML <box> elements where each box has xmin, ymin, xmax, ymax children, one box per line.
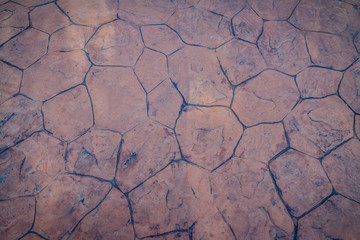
<box><xmin>339</xmin><ymin>61</ymin><xmax>360</xmax><ymax>113</ymax></box>
<box><xmin>0</xmin><ymin>61</ymin><xmax>22</xmax><ymax>104</ymax></box>
<box><xmin>284</xmin><ymin>96</ymin><xmax>354</xmax><ymax>158</ymax></box>
<box><xmin>197</xmin><ymin>0</ymin><xmax>246</xmax><ymax>18</ymax></box>
<box><xmin>172</xmin><ymin>0</ymin><xmax>198</xmax><ymax>9</ymax></box>
<box><xmin>148</xmin><ymin>232</ymin><xmax>189</xmax><ymax>240</ymax></box>
<box><xmin>13</xmin><ymin>0</ymin><xmax>52</xmax><ymax>7</ymax></box>
<box><xmin>248</xmin><ymin>0</ymin><xmax>299</xmax><ymax>20</ymax></box>
<box><xmin>21</xmin><ymin>233</ymin><xmax>44</xmax><ymax>240</ymax></box>
<box><xmin>356</xmin><ymin>115</ymin><xmax>360</xmax><ymax>138</ymax></box>
<box><xmin>232</xmin><ymin>7</ymin><xmax>263</xmax><ymax>43</ymax></box>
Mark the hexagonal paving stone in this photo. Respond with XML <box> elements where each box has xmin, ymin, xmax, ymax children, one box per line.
<box><xmin>42</xmin><ymin>85</ymin><xmax>93</xmax><ymax>141</ymax></box>
<box><xmin>0</xmin><ymin>95</ymin><xmax>42</xmax><ymax>153</ymax></box>
<box><xmin>284</xmin><ymin>96</ymin><xmax>354</xmax><ymax>158</ymax></box>
<box><xmin>86</xmin><ymin>67</ymin><xmax>147</xmax><ymax>133</ymax></box>
<box><xmin>356</xmin><ymin>115</ymin><xmax>360</xmax><ymax>138</ymax></box>
<box><xmin>232</xmin><ymin>7</ymin><xmax>263</xmax><ymax>43</ymax></box>
<box><xmin>30</xmin><ymin>3</ymin><xmax>70</xmax><ymax>34</ymax></box>
<box><xmin>270</xmin><ymin>150</ymin><xmax>332</xmax><ymax>217</ymax></box>
<box><xmin>306</xmin><ymin>32</ymin><xmax>358</xmax><ymax>70</ymax></box>
<box><xmin>0</xmin><ymin>132</ymin><xmax>65</xmax><ymax>199</ymax></box>
<box><xmin>296</xmin><ymin>67</ymin><xmax>342</xmax><ymax>98</ymax></box>
<box><xmin>0</xmin><ymin>28</ymin><xmax>48</xmax><ymax>69</ymax></box>
<box><xmin>172</xmin><ymin>0</ymin><xmax>198</xmax><ymax>9</ymax></box>
<box><xmin>248</xmin><ymin>0</ymin><xmax>299</xmax><ymax>20</ymax></box>
<box><xmin>67</xmin><ymin>129</ymin><xmax>121</xmax><ymax>180</ymax></box>
<box><xmin>175</xmin><ymin>106</ymin><xmax>243</xmax><ymax>170</ymax></box>
<box><xmin>85</xmin><ymin>20</ymin><xmax>143</xmax><ymax>66</ymax></box>
<box><xmin>217</xmin><ymin>39</ymin><xmax>267</xmax><ymax>85</ymax></box>
<box><xmin>298</xmin><ymin>195</ymin><xmax>360</xmax><ymax>239</ymax></box>
<box><xmin>13</xmin><ymin>0</ymin><xmax>52</xmax><ymax>7</ymax></box>
<box><xmin>0</xmin><ymin>197</ymin><xmax>34</xmax><ymax>239</ymax></box>
<box><xmin>57</xmin><ymin>0</ymin><xmax>117</xmax><ymax>27</ymax></box>
<box><xmin>148</xmin><ymin>79</ymin><xmax>183</xmax><ymax>128</ymax></box>
<box><xmin>141</xmin><ymin>25</ymin><xmax>184</xmax><ymax>55</ymax></box>
<box><xmin>210</xmin><ymin>157</ymin><xmax>294</xmax><ymax>239</ymax></box>
<box><xmin>0</xmin><ymin>61</ymin><xmax>22</xmax><ymax>104</ymax></box>
<box><xmin>22</xmin><ymin>50</ymin><xmax>90</xmax><ymax>101</ymax></box>
<box><xmin>33</xmin><ymin>174</ymin><xmax>111</xmax><ymax>239</ymax></box>
<box><xmin>258</xmin><ymin>21</ymin><xmax>310</xmax><ymax>75</ymax></box>
<box><xmin>69</xmin><ymin>189</ymin><xmax>134</xmax><ymax>239</ymax></box>
<box><xmin>118</xmin><ymin>0</ymin><xmax>175</xmax><ymax>25</ymax></box>
<box><xmin>197</xmin><ymin>0</ymin><xmax>246</xmax><ymax>18</ymax></box>
<box><xmin>129</xmin><ymin>161</ymin><xmax>211</xmax><ymax>238</ymax></box>
<box><xmin>21</xmin><ymin>233</ymin><xmax>45</xmax><ymax>240</ymax></box>
<box><xmin>169</xmin><ymin>46</ymin><xmax>232</xmax><ymax>106</ymax></box>
<box><xmin>235</xmin><ymin>123</ymin><xmax>287</xmax><ymax>163</ymax></box>
<box><xmin>323</xmin><ymin>139</ymin><xmax>360</xmax><ymax>202</ymax></box>
<box><xmin>49</xmin><ymin>25</ymin><xmax>95</xmax><ymax>52</ymax></box>
<box><xmin>0</xmin><ymin>2</ymin><xmax>28</xmax><ymax>45</ymax></box>
<box><xmin>339</xmin><ymin>61</ymin><xmax>360</xmax><ymax>113</ymax></box>
<box><xmin>168</xmin><ymin>7</ymin><xmax>232</xmax><ymax>48</ymax></box>
<box><xmin>232</xmin><ymin>70</ymin><xmax>299</xmax><ymax>126</ymax></box>
<box><xmin>115</xmin><ymin>119</ymin><xmax>179</xmax><ymax>192</ymax></box>
<box><xmin>135</xmin><ymin>49</ymin><xmax>167</xmax><ymax>92</ymax></box>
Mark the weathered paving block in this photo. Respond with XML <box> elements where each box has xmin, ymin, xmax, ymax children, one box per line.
<box><xmin>248</xmin><ymin>0</ymin><xmax>299</xmax><ymax>20</ymax></box>
<box><xmin>339</xmin><ymin>61</ymin><xmax>360</xmax><ymax>113</ymax></box>
<box><xmin>0</xmin><ymin>61</ymin><xmax>22</xmax><ymax>104</ymax></box>
<box><xmin>197</xmin><ymin>0</ymin><xmax>246</xmax><ymax>18</ymax></box>
<box><xmin>232</xmin><ymin>7</ymin><xmax>263</xmax><ymax>43</ymax></box>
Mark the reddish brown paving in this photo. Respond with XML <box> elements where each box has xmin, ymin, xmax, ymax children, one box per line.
<box><xmin>197</xmin><ymin>0</ymin><xmax>246</xmax><ymax>18</ymax></box>
<box><xmin>339</xmin><ymin>60</ymin><xmax>360</xmax><ymax>113</ymax></box>
<box><xmin>0</xmin><ymin>61</ymin><xmax>22</xmax><ymax>104</ymax></box>
<box><xmin>232</xmin><ymin>7</ymin><xmax>263</xmax><ymax>43</ymax></box>
<box><xmin>248</xmin><ymin>0</ymin><xmax>299</xmax><ymax>20</ymax></box>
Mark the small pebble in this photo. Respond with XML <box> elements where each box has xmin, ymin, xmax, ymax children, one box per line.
<box><xmin>210</xmin><ymin>35</ymin><xmax>213</xmax><ymax>39</ymax></box>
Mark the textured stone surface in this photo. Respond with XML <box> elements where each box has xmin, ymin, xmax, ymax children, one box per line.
<box><xmin>232</xmin><ymin>7</ymin><xmax>263</xmax><ymax>43</ymax></box>
<box><xmin>356</xmin><ymin>115</ymin><xmax>360</xmax><ymax>138</ymax></box>
<box><xmin>233</xmin><ymin>70</ymin><xmax>299</xmax><ymax>126</ymax></box>
<box><xmin>248</xmin><ymin>0</ymin><xmax>299</xmax><ymax>20</ymax></box>
<box><xmin>67</xmin><ymin>129</ymin><xmax>121</xmax><ymax>180</ymax></box>
<box><xmin>217</xmin><ymin>39</ymin><xmax>267</xmax><ymax>85</ymax></box>
<box><xmin>0</xmin><ymin>96</ymin><xmax>42</xmax><ymax>153</ymax></box>
<box><xmin>176</xmin><ymin>106</ymin><xmax>243</xmax><ymax>170</ymax></box>
<box><xmin>323</xmin><ymin>139</ymin><xmax>360</xmax><ymax>202</ymax></box>
<box><xmin>85</xmin><ymin>20</ymin><xmax>143</xmax><ymax>66</ymax></box>
<box><xmin>0</xmin><ymin>28</ymin><xmax>48</xmax><ymax>69</ymax></box>
<box><xmin>42</xmin><ymin>85</ymin><xmax>93</xmax><ymax>141</ymax></box>
<box><xmin>296</xmin><ymin>67</ymin><xmax>342</xmax><ymax>98</ymax></box>
<box><xmin>0</xmin><ymin>61</ymin><xmax>22</xmax><ymax>104</ymax></box>
<box><xmin>298</xmin><ymin>195</ymin><xmax>360</xmax><ymax>239</ymax></box>
<box><xmin>22</xmin><ymin>50</ymin><xmax>90</xmax><ymax>101</ymax></box>
<box><xmin>172</xmin><ymin>0</ymin><xmax>198</xmax><ymax>9</ymax></box>
<box><xmin>270</xmin><ymin>150</ymin><xmax>332</xmax><ymax>217</ymax></box>
<box><xmin>21</xmin><ymin>233</ymin><xmax>44</xmax><ymax>240</ymax></box>
<box><xmin>339</xmin><ymin>61</ymin><xmax>360</xmax><ymax>113</ymax></box>
<box><xmin>86</xmin><ymin>67</ymin><xmax>147</xmax><ymax>133</ymax></box>
<box><xmin>115</xmin><ymin>120</ymin><xmax>179</xmax><ymax>192</ymax></box>
<box><xmin>0</xmin><ymin>132</ymin><xmax>65</xmax><ymax>199</ymax></box>
<box><xmin>13</xmin><ymin>0</ymin><xmax>52</xmax><ymax>7</ymax></box>
<box><xmin>284</xmin><ymin>96</ymin><xmax>354</xmax><ymax>158</ymax></box>
<box><xmin>197</xmin><ymin>0</ymin><xmax>245</xmax><ymax>18</ymax></box>
<box><xmin>169</xmin><ymin>46</ymin><xmax>232</xmax><ymax>106</ymax></box>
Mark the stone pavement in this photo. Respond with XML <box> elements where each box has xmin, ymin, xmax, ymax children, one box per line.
<box><xmin>0</xmin><ymin>0</ymin><xmax>360</xmax><ymax>239</ymax></box>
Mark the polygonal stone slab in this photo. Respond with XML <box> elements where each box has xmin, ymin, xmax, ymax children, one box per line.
<box><xmin>57</xmin><ymin>0</ymin><xmax>117</xmax><ymax>27</ymax></box>
<box><xmin>118</xmin><ymin>0</ymin><xmax>175</xmax><ymax>25</ymax></box>
<box><xmin>22</xmin><ymin>50</ymin><xmax>90</xmax><ymax>101</ymax></box>
<box><xmin>0</xmin><ymin>28</ymin><xmax>48</xmax><ymax>69</ymax></box>
<box><xmin>248</xmin><ymin>0</ymin><xmax>299</xmax><ymax>20</ymax></box>
<box><xmin>49</xmin><ymin>25</ymin><xmax>95</xmax><ymax>52</ymax></box>
<box><xmin>296</xmin><ymin>67</ymin><xmax>342</xmax><ymax>98</ymax></box>
<box><xmin>172</xmin><ymin>0</ymin><xmax>198</xmax><ymax>9</ymax></box>
<box><xmin>168</xmin><ymin>7</ymin><xmax>232</xmax><ymax>48</ymax></box>
<box><xmin>85</xmin><ymin>20</ymin><xmax>143</xmax><ymax>66</ymax></box>
<box><xmin>175</xmin><ymin>106</ymin><xmax>243</xmax><ymax>170</ymax></box>
<box><xmin>69</xmin><ymin>189</ymin><xmax>134</xmax><ymax>239</ymax></box>
<box><xmin>217</xmin><ymin>39</ymin><xmax>267</xmax><ymax>85</ymax></box>
<box><xmin>13</xmin><ymin>0</ymin><xmax>52</xmax><ymax>7</ymax></box>
<box><xmin>149</xmin><ymin>232</ymin><xmax>189</xmax><ymax>240</ymax></box>
<box><xmin>235</xmin><ymin>123</ymin><xmax>287</xmax><ymax>163</ymax></box>
<box><xmin>355</xmin><ymin>32</ymin><xmax>360</xmax><ymax>54</ymax></box>
<box><xmin>356</xmin><ymin>115</ymin><xmax>360</xmax><ymax>138</ymax></box>
<box><xmin>169</xmin><ymin>46</ymin><xmax>232</xmax><ymax>106</ymax></box>
<box><xmin>323</xmin><ymin>139</ymin><xmax>360</xmax><ymax>202</ymax></box>
<box><xmin>30</xmin><ymin>3</ymin><xmax>70</xmax><ymax>34</ymax></box>
<box><xmin>67</xmin><ymin>129</ymin><xmax>121</xmax><ymax>180</ymax></box>
<box><xmin>148</xmin><ymin>79</ymin><xmax>183</xmax><ymax>128</ymax></box>
<box><xmin>86</xmin><ymin>67</ymin><xmax>147</xmax><ymax>133</ymax></box>
<box><xmin>129</xmin><ymin>161</ymin><xmax>211</xmax><ymax>238</ymax></box>
<box><xmin>33</xmin><ymin>174</ymin><xmax>111</xmax><ymax>239</ymax></box>
<box><xmin>339</xmin><ymin>61</ymin><xmax>360</xmax><ymax>113</ymax></box>
<box><xmin>232</xmin><ymin>70</ymin><xmax>299</xmax><ymax>126</ymax></box>
<box><xmin>306</xmin><ymin>32</ymin><xmax>358</xmax><ymax>70</ymax></box>
<box><xmin>42</xmin><ymin>85</ymin><xmax>93</xmax><ymax>141</ymax></box>
<box><xmin>0</xmin><ymin>2</ymin><xmax>28</xmax><ymax>45</ymax></box>
<box><xmin>232</xmin><ymin>7</ymin><xmax>263</xmax><ymax>43</ymax></box>
<box><xmin>141</xmin><ymin>25</ymin><xmax>184</xmax><ymax>55</ymax></box>
<box><xmin>298</xmin><ymin>195</ymin><xmax>360</xmax><ymax>239</ymax></box>
<box><xmin>20</xmin><ymin>233</ymin><xmax>44</xmax><ymax>240</ymax></box>
<box><xmin>270</xmin><ymin>150</ymin><xmax>332</xmax><ymax>217</ymax></box>
<box><xmin>284</xmin><ymin>96</ymin><xmax>354</xmax><ymax>158</ymax></box>
<box><xmin>0</xmin><ymin>132</ymin><xmax>65</xmax><ymax>199</ymax></box>
<box><xmin>0</xmin><ymin>197</ymin><xmax>35</xmax><ymax>239</ymax></box>
<box><xmin>210</xmin><ymin>157</ymin><xmax>294</xmax><ymax>239</ymax></box>
<box><xmin>197</xmin><ymin>0</ymin><xmax>245</xmax><ymax>18</ymax></box>
<box><xmin>0</xmin><ymin>61</ymin><xmax>22</xmax><ymax>104</ymax></box>
<box><xmin>0</xmin><ymin>95</ymin><xmax>42</xmax><ymax>153</ymax></box>
<box><xmin>115</xmin><ymin>119</ymin><xmax>179</xmax><ymax>192</ymax></box>
<box><xmin>258</xmin><ymin>21</ymin><xmax>310</xmax><ymax>75</ymax></box>
<box><xmin>135</xmin><ymin>49</ymin><xmax>167</xmax><ymax>92</ymax></box>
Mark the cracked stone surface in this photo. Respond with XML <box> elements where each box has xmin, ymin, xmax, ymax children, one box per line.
<box><xmin>1</xmin><ymin>1</ymin><xmax>360</xmax><ymax>239</ymax></box>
